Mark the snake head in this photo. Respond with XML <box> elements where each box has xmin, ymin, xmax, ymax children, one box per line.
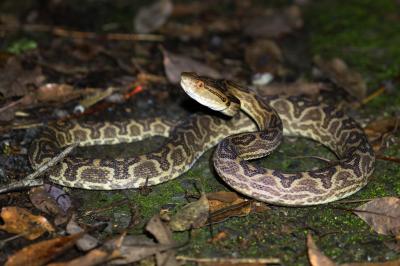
<box><xmin>180</xmin><ymin>72</ymin><xmax>240</xmax><ymax>117</ymax></box>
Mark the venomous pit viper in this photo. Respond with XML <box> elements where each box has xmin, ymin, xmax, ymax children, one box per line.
<box><xmin>29</xmin><ymin>72</ymin><xmax>375</xmax><ymax>206</ymax></box>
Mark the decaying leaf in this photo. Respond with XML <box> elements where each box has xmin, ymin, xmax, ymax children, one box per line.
<box><xmin>29</xmin><ymin>184</ymin><xmax>73</xmax><ymax>226</ymax></box>
<box><xmin>364</xmin><ymin>116</ymin><xmax>399</xmax><ymax>152</ymax></box>
<box><xmin>36</xmin><ymin>84</ymin><xmax>96</xmax><ymax>103</ymax></box>
<box><xmin>0</xmin><ymin>206</ymin><xmax>55</xmax><ymax>240</ymax></box>
<box><xmin>110</xmin><ymin>235</ymin><xmax>175</xmax><ymax>265</ymax></box>
<box><xmin>245</xmin><ymin>39</ymin><xmax>284</xmax><ymax>75</ymax></box>
<box><xmin>313</xmin><ymin>56</ymin><xmax>367</xmax><ymax>100</ymax></box>
<box><xmin>169</xmin><ymin>192</ymin><xmax>209</xmax><ymax>231</ymax></box>
<box><xmin>66</xmin><ymin>216</ymin><xmax>99</xmax><ymax>251</ymax></box>
<box><xmin>48</xmin><ymin>234</ymin><xmax>123</xmax><ymax>266</ymax></box>
<box><xmin>161</xmin><ymin>47</ymin><xmax>222</xmax><ymax>84</ymax></box>
<box><xmin>307</xmin><ymin>233</ymin><xmax>337</xmax><ymax>266</ymax></box>
<box><xmin>244</xmin><ymin>5</ymin><xmax>303</xmax><ymax>38</ymax></box>
<box><xmin>0</xmin><ymin>55</ymin><xmax>44</xmax><ymax>98</ymax></box>
<box><xmin>207</xmin><ymin>191</ymin><xmax>270</xmax><ymax>224</ymax></box>
<box><xmin>354</xmin><ymin>197</ymin><xmax>400</xmax><ymax>235</ymax></box>
<box><xmin>5</xmin><ymin>232</ymin><xmax>84</xmax><ymax>266</ymax></box>
<box><xmin>255</xmin><ymin>81</ymin><xmax>330</xmax><ymax>97</ymax></box>
<box><xmin>134</xmin><ymin>0</ymin><xmax>173</xmax><ymax>33</ymax></box>
<box><xmin>146</xmin><ymin>215</ymin><xmax>178</xmax><ymax>266</ymax></box>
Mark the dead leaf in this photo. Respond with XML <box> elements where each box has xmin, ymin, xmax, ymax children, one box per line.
<box><xmin>207</xmin><ymin>191</ymin><xmax>270</xmax><ymax>224</ymax></box>
<box><xmin>110</xmin><ymin>235</ymin><xmax>176</xmax><ymax>265</ymax></box>
<box><xmin>161</xmin><ymin>47</ymin><xmax>222</xmax><ymax>84</ymax></box>
<box><xmin>307</xmin><ymin>233</ymin><xmax>337</xmax><ymax>266</ymax></box>
<box><xmin>245</xmin><ymin>39</ymin><xmax>283</xmax><ymax>74</ymax></box>
<box><xmin>47</xmin><ymin>234</ymin><xmax>123</xmax><ymax>266</ymax></box>
<box><xmin>0</xmin><ymin>94</ymin><xmax>35</xmax><ymax>122</ymax></box>
<box><xmin>313</xmin><ymin>56</ymin><xmax>367</xmax><ymax>100</ymax></box>
<box><xmin>0</xmin><ymin>206</ymin><xmax>55</xmax><ymax>240</ymax></box>
<box><xmin>5</xmin><ymin>232</ymin><xmax>84</xmax><ymax>266</ymax></box>
<box><xmin>364</xmin><ymin>116</ymin><xmax>400</xmax><ymax>152</ymax></box>
<box><xmin>146</xmin><ymin>215</ymin><xmax>178</xmax><ymax>266</ymax></box>
<box><xmin>255</xmin><ymin>81</ymin><xmax>330</xmax><ymax>97</ymax></box>
<box><xmin>29</xmin><ymin>184</ymin><xmax>73</xmax><ymax>226</ymax></box>
<box><xmin>134</xmin><ymin>0</ymin><xmax>173</xmax><ymax>33</ymax></box>
<box><xmin>354</xmin><ymin>197</ymin><xmax>400</xmax><ymax>235</ymax></box>
<box><xmin>66</xmin><ymin>216</ymin><xmax>99</xmax><ymax>251</ymax></box>
<box><xmin>244</xmin><ymin>5</ymin><xmax>303</xmax><ymax>38</ymax></box>
<box><xmin>169</xmin><ymin>192</ymin><xmax>209</xmax><ymax>231</ymax></box>
<box><xmin>0</xmin><ymin>55</ymin><xmax>44</xmax><ymax>98</ymax></box>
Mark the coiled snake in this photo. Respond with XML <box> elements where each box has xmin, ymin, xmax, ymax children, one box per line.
<box><xmin>29</xmin><ymin>72</ymin><xmax>375</xmax><ymax>206</ymax></box>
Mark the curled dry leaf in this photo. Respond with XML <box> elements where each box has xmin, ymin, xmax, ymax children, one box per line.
<box><xmin>244</xmin><ymin>5</ymin><xmax>303</xmax><ymax>38</ymax></box>
<box><xmin>255</xmin><ymin>81</ymin><xmax>329</xmax><ymax>97</ymax></box>
<box><xmin>313</xmin><ymin>56</ymin><xmax>367</xmax><ymax>100</ymax></box>
<box><xmin>245</xmin><ymin>39</ymin><xmax>284</xmax><ymax>75</ymax></box>
<box><xmin>134</xmin><ymin>0</ymin><xmax>173</xmax><ymax>33</ymax></box>
<box><xmin>169</xmin><ymin>192</ymin><xmax>209</xmax><ymax>231</ymax></box>
<box><xmin>364</xmin><ymin>116</ymin><xmax>399</xmax><ymax>152</ymax></box>
<box><xmin>29</xmin><ymin>184</ymin><xmax>73</xmax><ymax>226</ymax></box>
<box><xmin>208</xmin><ymin>194</ymin><xmax>269</xmax><ymax>224</ymax></box>
<box><xmin>161</xmin><ymin>47</ymin><xmax>222</xmax><ymax>84</ymax></box>
<box><xmin>354</xmin><ymin>197</ymin><xmax>400</xmax><ymax>236</ymax></box>
<box><xmin>0</xmin><ymin>206</ymin><xmax>55</xmax><ymax>240</ymax></box>
<box><xmin>5</xmin><ymin>232</ymin><xmax>84</xmax><ymax>266</ymax></box>
<box><xmin>307</xmin><ymin>233</ymin><xmax>337</xmax><ymax>266</ymax></box>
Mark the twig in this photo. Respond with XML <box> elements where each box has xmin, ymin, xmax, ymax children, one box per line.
<box><xmin>361</xmin><ymin>86</ymin><xmax>386</xmax><ymax>105</ymax></box>
<box><xmin>377</xmin><ymin>154</ymin><xmax>400</xmax><ymax>164</ymax></box>
<box><xmin>1</xmin><ymin>24</ymin><xmax>164</xmax><ymax>42</ymax></box>
<box><xmin>27</xmin><ymin>142</ymin><xmax>78</xmax><ymax>180</ymax></box>
<box><xmin>176</xmin><ymin>256</ymin><xmax>281</xmax><ymax>264</ymax></box>
<box><xmin>0</xmin><ymin>143</ymin><xmax>78</xmax><ymax>194</ymax></box>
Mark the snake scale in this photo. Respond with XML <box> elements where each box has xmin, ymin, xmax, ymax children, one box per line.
<box><xmin>29</xmin><ymin>72</ymin><xmax>375</xmax><ymax>206</ymax></box>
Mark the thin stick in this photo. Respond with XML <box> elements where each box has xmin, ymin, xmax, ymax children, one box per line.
<box><xmin>1</xmin><ymin>24</ymin><xmax>164</xmax><ymax>42</ymax></box>
<box><xmin>176</xmin><ymin>256</ymin><xmax>281</xmax><ymax>264</ymax></box>
<box><xmin>0</xmin><ymin>143</ymin><xmax>78</xmax><ymax>194</ymax></box>
<box><xmin>377</xmin><ymin>154</ymin><xmax>400</xmax><ymax>164</ymax></box>
<box><xmin>361</xmin><ymin>86</ymin><xmax>386</xmax><ymax>105</ymax></box>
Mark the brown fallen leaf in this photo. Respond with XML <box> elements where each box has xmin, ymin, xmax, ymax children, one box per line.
<box><xmin>161</xmin><ymin>47</ymin><xmax>222</xmax><ymax>84</ymax></box>
<box><xmin>5</xmin><ymin>232</ymin><xmax>84</xmax><ymax>266</ymax></box>
<box><xmin>146</xmin><ymin>215</ymin><xmax>178</xmax><ymax>266</ymax></box>
<box><xmin>245</xmin><ymin>39</ymin><xmax>283</xmax><ymax>75</ymax></box>
<box><xmin>169</xmin><ymin>192</ymin><xmax>209</xmax><ymax>231</ymax></box>
<box><xmin>0</xmin><ymin>55</ymin><xmax>45</xmax><ymax>98</ymax></box>
<box><xmin>0</xmin><ymin>206</ymin><xmax>55</xmax><ymax>240</ymax></box>
<box><xmin>243</xmin><ymin>5</ymin><xmax>303</xmax><ymax>38</ymax></box>
<box><xmin>29</xmin><ymin>184</ymin><xmax>73</xmax><ymax>226</ymax></box>
<box><xmin>134</xmin><ymin>0</ymin><xmax>173</xmax><ymax>33</ymax></box>
<box><xmin>47</xmin><ymin>234</ymin><xmax>124</xmax><ymax>266</ymax></box>
<box><xmin>307</xmin><ymin>233</ymin><xmax>337</xmax><ymax>266</ymax></box>
<box><xmin>36</xmin><ymin>84</ymin><xmax>97</xmax><ymax>103</ymax></box>
<box><xmin>354</xmin><ymin>197</ymin><xmax>400</xmax><ymax>236</ymax></box>
<box><xmin>255</xmin><ymin>81</ymin><xmax>330</xmax><ymax>97</ymax></box>
<box><xmin>207</xmin><ymin>191</ymin><xmax>270</xmax><ymax>224</ymax></box>
<box><xmin>66</xmin><ymin>216</ymin><xmax>99</xmax><ymax>251</ymax></box>
<box><xmin>313</xmin><ymin>56</ymin><xmax>367</xmax><ymax>100</ymax></box>
<box><xmin>364</xmin><ymin>116</ymin><xmax>399</xmax><ymax>152</ymax></box>
<box><xmin>110</xmin><ymin>235</ymin><xmax>176</xmax><ymax>265</ymax></box>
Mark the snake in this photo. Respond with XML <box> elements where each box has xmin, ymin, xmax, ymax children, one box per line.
<box><xmin>29</xmin><ymin>72</ymin><xmax>375</xmax><ymax>206</ymax></box>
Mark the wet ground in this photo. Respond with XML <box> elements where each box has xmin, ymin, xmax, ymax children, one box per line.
<box><xmin>0</xmin><ymin>0</ymin><xmax>399</xmax><ymax>265</ymax></box>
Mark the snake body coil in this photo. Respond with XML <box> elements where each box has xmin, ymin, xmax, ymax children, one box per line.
<box><xmin>29</xmin><ymin>73</ymin><xmax>375</xmax><ymax>205</ymax></box>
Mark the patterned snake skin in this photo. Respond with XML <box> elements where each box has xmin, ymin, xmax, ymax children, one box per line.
<box><xmin>180</xmin><ymin>73</ymin><xmax>375</xmax><ymax>206</ymax></box>
<box><xmin>29</xmin><ymin>73</ymin><xmax>375</xmax><ymax>205</ymax></box>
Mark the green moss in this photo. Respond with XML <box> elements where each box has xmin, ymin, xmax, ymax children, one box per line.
<box><xmin>6</xmin><ymin>38</ymin><xmax>37</xmax><ymax>54</ymax></box>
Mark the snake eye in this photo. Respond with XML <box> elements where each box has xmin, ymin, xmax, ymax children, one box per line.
<box><xmin>196</xmin><ymin>80</ymin><xmax>204</xmax><ymax>88</ymax></box>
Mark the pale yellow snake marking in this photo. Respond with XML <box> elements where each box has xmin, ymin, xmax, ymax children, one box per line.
<box><xmin>30</xmin><ymin>73</ymin><xmax>375</xmax><ymax>205</ymax></box>
<box><xmin>180</xmin><ymin>72</ymin><xmax>375</xmax><ymax>206</ymax></box>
